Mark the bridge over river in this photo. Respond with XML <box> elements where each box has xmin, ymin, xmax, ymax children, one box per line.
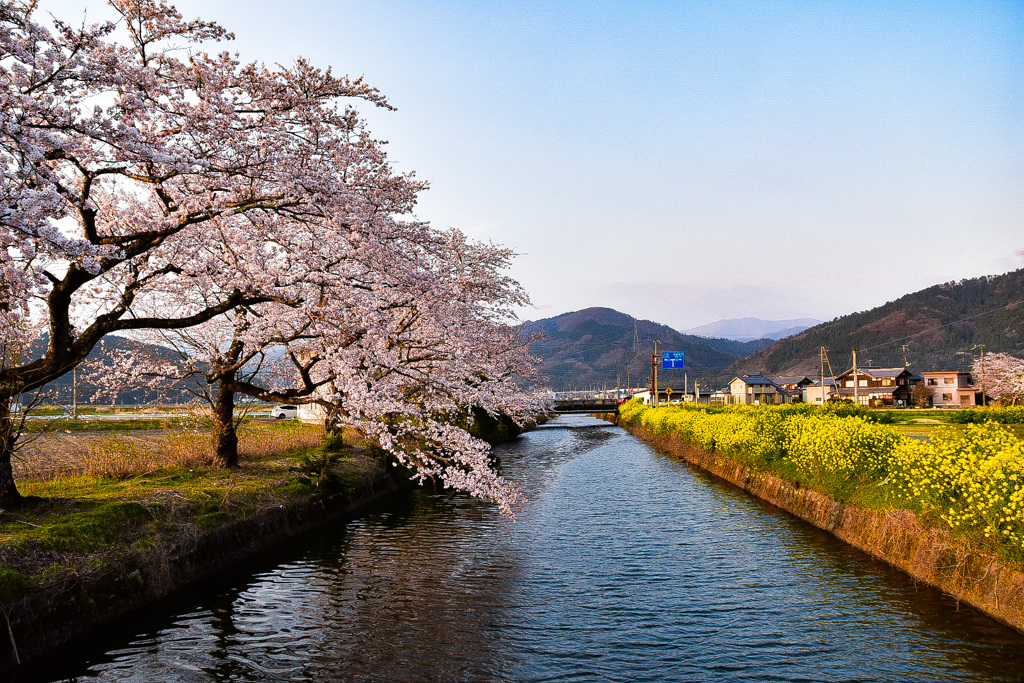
<box><xmin>549</xmin><ymin>390</ymin><xmax>623</xmax><ymax>413</ymax></box>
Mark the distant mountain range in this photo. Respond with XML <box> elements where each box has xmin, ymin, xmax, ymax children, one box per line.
<box><xmin>522</xmin><ymin>307</ymin><xmax>773</xmax><ymax>391</ymax></box>
<box><xmin>682</xmin><ymin>317</ymin><xmax>822</xmax><ymax>342</ymax></box>
<box><xmin>525</xmin><ymin>269</ymin><xmax>1024</xmax><ymax>391</ymax></box>
<box><xmin>721</xmin><ymin>269</ymin><xmax>1024</xmax><ymax>383</ymax></box>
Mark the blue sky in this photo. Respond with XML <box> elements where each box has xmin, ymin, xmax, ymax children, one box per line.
<box><xmin>47</xmin><ymin>0</ymin><xmax>1024</xmax><ymax>329</ymax></box>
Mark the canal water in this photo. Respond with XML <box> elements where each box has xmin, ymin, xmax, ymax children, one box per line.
<box><xmin>20</xmin><ymin>415</ymin><xmax>1024</xmax><ymax>682</ymax></box>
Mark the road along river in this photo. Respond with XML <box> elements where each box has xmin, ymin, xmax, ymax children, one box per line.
<box><xmin>19</xmin><ymin>415</ymin><xmax>1024</xmax><ymax>682</ymax></box>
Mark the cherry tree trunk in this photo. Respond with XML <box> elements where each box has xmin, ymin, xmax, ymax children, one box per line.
<box><xmin>0</xmin><ymin>400</ymin><xmax>23</xmax><ymax>510</ymax></box>
<box><xmin>211</xmin><ymin>379</ymin><xmax>239</xmax><ymax>469</ymax></box>
<box><xmin>324</xmin><ymin>404</ymin><xmax>344</xmax><ymax>437</ymax></box>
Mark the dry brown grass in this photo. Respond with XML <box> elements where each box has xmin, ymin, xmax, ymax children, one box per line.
<box><xmin>237</xmin><ymin>423</ymin><xmax>325</xmax><ymax>460</ymax></box>
<box><xmin>12</xmin><ymin>422</ymin><xmax>327</xmax><ymax>482</ymax></box>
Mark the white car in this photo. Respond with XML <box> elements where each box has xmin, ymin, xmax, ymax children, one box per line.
<box><xmin>271</xmin><ymin>405</ymin><xmax>299</xmax><ymax>420</ymax></box>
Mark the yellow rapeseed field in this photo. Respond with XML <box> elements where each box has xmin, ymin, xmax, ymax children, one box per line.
<box><xmin>619</xmin><ymin>400</ymin><xmax>1024</xmax><ymax>560</ymax></box>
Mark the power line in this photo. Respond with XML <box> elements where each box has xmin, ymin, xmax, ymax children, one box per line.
<box><xmin>855</xmin><ymin>296</ymin><xmax>1024</xmax><ymax>355</ymax></box>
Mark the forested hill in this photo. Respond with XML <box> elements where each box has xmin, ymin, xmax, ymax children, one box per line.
<box><xmin>723</xmin><ymin>269</ymin><xmax>1024</xmax><ymax>382</ymax></box>
<box><xmin>31</xmin><ymin>336</ymin><xmax>186</xmax><ymax>405</ymax></box>
<box><xmin>522</xmin><ymin>307</ymin><xmax>773</xmax><ymax>390</ymax></box>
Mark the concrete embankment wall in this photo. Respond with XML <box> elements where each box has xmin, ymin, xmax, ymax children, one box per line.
<box><xmin>0</xmin><ymin>467</ymin><xmax>408</xmax><ymax>673</ymax></box>
<box><xmin>621</xmin><ymin>422</ymin><xmax>1024</xmax><ymax>635</ymax></box>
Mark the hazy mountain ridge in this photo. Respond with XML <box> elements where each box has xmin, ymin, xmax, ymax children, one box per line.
<box><xmin>523</xmin><ymin>307</ymin><xmax>772</xmax><ymax>390</ymax></box>
<box><xmin>683</xmin><ymin>317</ymin><xmax>822</xmax><ymax>341</ymax></box>
<box><xmin>719</xmin><ymin>269</ymin><xmax>1024</xmax><ymax>383</ymax></box>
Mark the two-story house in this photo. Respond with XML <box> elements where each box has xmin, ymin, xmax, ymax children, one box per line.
<box><xmin>834</xmin><ymin>367</ymin><xmax>918</xmax><ymax>406</ymax></box>
<box><xmin>727</xmin><ymin>375</ymin><xmax>798</xmax><ymax>405</ymax></box>
<box><xmin>919</xmin><ymin>371</ymin><xmax>976</xmax><ymax>408</ymax></box>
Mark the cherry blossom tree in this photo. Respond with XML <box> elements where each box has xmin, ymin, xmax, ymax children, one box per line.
<box><xmin>302</xmin><ymin>229</ymin><xmax>545</xmax><ymax>515</ymax></box>
<box><xmin>89</xmin><ymin>303</ymin><xmax>327</xmax><ymax>466</ymax></box>
<box><xmin>2</xmin><ymin>0</ymin><xmax>543</xmax><ymax>514</ymax></box>
<box><xmin>98</xmin><ymin>225</ymin><xmax>545</xmax><ymax>513</ymax></box>
<box><xmin>975</xmin><ymin>352</ymin><xmax>1024</xmax><ymax>405</ymax></box>
<box><xmin>0</xmin><ymin>0</ymin><xmax>416</xmax><ymax>508</ymax></box>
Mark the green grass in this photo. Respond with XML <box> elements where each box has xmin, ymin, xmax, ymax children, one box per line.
<box><xmin>0</xmin><ymin>433</ymin><xmax>384</xmax><ymax>601</ymax></box>
<box><xmin>0</xmin><ymin>567</ymin><xmax>34</xmax><ymax>603</ymax></box>
<box><xmin>11</xmin><ymin>501</ymin><xmax>156</xmax><ymax>554</ymax></box>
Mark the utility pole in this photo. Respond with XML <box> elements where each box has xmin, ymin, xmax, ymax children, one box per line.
<box><xmin>821</xmin><ymin>346</ymin><xmax>838</xmax><ymax>403</ymax></box>
<box><xmin>820</xmin><ymin>346</ymin><xmax>826</xmax><ymax>404</ymax></box>
<box><xmin>901</xmin><ymin>344</ymin><xmax>910</xmax><ymax>367</ymax></box>
<box><xmin>72</xmin><ymin>366</ymin><xmax>78</xmax><ymax>419</ymax></box>
<box><xmin>652</xmin><ymin>340</ymin><xmax>661</xmax><ymax>407</ymax></box>
<box><xmin>852</xmin><ymin>348</ymin><xmax>859</xmax><ymax>405</ymax></box>
<box><xmin>649</xmin><ymin>357</ymin><xmax>655</xmax><ymax>406</ymax></box>
<box><xmin>973</xmin><ymin>344</ymin><xmax>986</xmax><ymax>407</ymax></box>
<box><xmin>982</xmin><ymin>345</ymin><xmax>986</xmax><ymax>407</ymax></box>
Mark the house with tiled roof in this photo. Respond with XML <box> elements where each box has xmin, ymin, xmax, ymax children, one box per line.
<box><xmin>833</xmin><ymin>367</ymin><xmax>919</xmax><ymax>407</ymax></box>
<box><xmin>773</xmin><ymin>376</ymin><xmax>815</xmax><ymax>393</ymax></box>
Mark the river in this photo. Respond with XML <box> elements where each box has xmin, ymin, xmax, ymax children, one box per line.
<box><xmin>19</xmin><ymin>415</ymin><xmax>1024</xmax><ymax>682</ymax></box>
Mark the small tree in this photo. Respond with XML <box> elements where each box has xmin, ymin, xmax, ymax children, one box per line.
<box><xmin>911</xmin><ymin>382</ymin><xmax>933</xmax><ymax>408</ymax></box>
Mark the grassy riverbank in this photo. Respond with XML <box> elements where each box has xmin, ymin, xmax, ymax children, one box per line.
<box><xmin>0</xmin><ymin>422</ymin><xmax>388</xmax><ymax>606</ymax></box>
<box><xmin>618</xmin><ymin>400</ymin><xmax>1024</xmax><ymax>568</ymax></box>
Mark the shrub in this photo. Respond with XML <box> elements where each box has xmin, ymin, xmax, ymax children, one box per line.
<box><xmin>948</xmin><ymin>407</ymin><xmax>1024</xmax><ymax>425</ymax></box>
<box><xmin>891</xmin><ymin>423</ymin><xmax>1024</xmax><ymax>555</ymax></box>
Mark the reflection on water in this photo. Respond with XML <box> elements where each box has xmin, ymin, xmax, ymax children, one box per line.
<box><xmin>19</xmin><ymin>415</ymin><xmax>1024</xmax><ymax>682</ymax></box>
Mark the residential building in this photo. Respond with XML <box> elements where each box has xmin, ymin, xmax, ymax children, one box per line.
<box><xmin>774</xmin><ymin>376</ymin><xmax>815</xmax><ymax>393</ymax></box>
<box><xmin>727</xmin><ymin>375</ymin><xmax>798</xmax><ymax>405</ymax></box>
<box><xmin>632</xmin><ymin>389</ymin><xmax>682</xmax><ymax>405</ymax></box>
<box><xmin>834</xmin><ymin>367</ymin><xmax>918</xmax><ymax>407</ymax></box>
<box><xmin>920</xmin><ymin>371</ymin><xmax>976</xmax><ymax>408</ymax></box>
<box><xmin>686</xmin><ymin>389</ymin><xmax>714</xmax><ymax>406</ymax></box>
<box><xmin>802</xmin><ymin>379</ymin><xmax>838</xmax><ymax>405</ymax></box>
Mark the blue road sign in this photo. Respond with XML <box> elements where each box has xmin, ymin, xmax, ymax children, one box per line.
<box><xmin>661</xmin><ymin>352</ymin><xmax>685</xmax><ymax>369</ymax></box>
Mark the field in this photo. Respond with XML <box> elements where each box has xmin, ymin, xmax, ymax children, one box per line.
<box><xmin>13</xmin><ymin>418</ymin><xmax>315</xmax><ymax>480</ymax></box>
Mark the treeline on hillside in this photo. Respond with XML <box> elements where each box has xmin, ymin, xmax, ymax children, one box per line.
<box><xmin>26</xmin><ymin>336</ymin><xmax>191</xmax><ymax>406</ymax></box>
